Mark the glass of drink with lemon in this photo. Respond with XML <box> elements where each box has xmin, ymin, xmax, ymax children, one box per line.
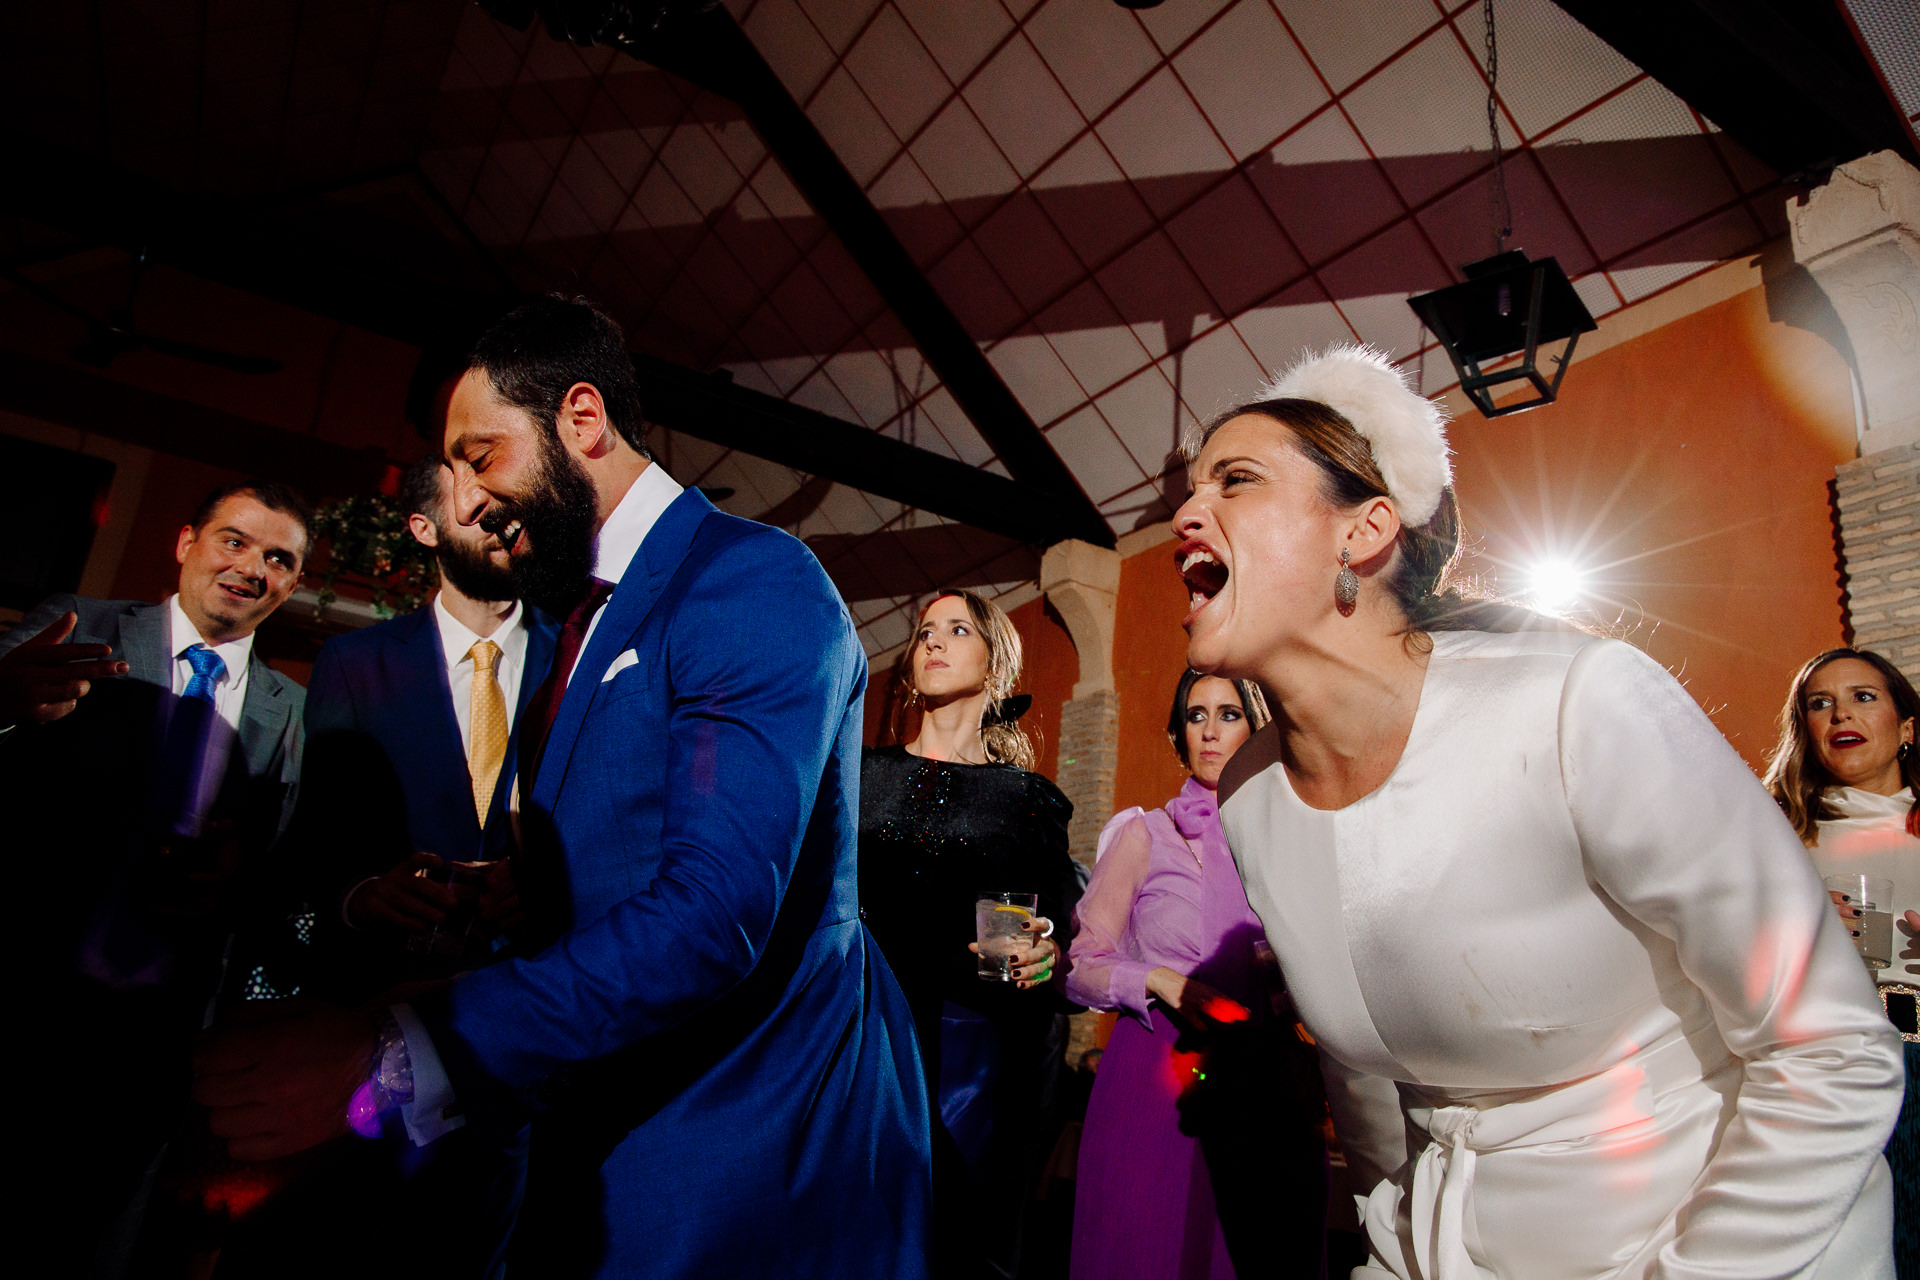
<box><xmin>975</xmin><ymin>891</ymin><xmax>1040</xmax><ymax>981</ymax></box>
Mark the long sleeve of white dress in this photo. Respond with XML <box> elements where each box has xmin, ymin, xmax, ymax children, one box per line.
<box><xmin>1560</xmin><ymin>639</ymin><xmax>1903</xmax><ymax>1277</ymax></box>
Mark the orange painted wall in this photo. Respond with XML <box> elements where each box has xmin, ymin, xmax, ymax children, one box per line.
<box><xmin>1112</xmin><ymin>536</ymin><xmax>1196</xmax><ymax>813</ymax></box>
<box><xmin>1007</xmin><ymin>595</ymin><xmax>1078</xmax><ymax>780</ymax></box>
<box><xmin>1454</xmin><ymin>279</ymin><xmax>1855</xmax><ymax>766</ymax></box>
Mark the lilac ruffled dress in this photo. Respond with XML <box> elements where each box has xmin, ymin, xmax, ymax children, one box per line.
<box><xmin>1065</xmin><ymin>777</ymin><xmax>1268</xmax><ymax>1280</ymax></box>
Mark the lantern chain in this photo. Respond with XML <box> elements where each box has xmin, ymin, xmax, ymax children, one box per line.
<box><xmin>1484</xmin><ymin>0</ymin><xmax>1512</xmax><ymax>256</ymax></box>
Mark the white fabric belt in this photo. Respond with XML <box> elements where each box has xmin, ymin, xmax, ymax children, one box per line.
<box><xmin>1355</xmin><ymin>1028</ymin><xmax>1728</xmax><ymax>1280</ymax></box>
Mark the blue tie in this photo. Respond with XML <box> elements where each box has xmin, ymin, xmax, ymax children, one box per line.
<box><xmin>183</xmin><ymin>644</ymin><xmax>226</xmax><ymax>706</ymax></box>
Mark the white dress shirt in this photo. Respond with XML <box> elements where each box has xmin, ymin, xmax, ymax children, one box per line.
<box><xmin>168</xmin><ymin>594</ymin><xmax>253</xmax><ymax>731</ymax></box>
<box><xmin>432</xmin><ymin>595</ymin><xmax>529</xmax><ymax>759</ymax></box>
<box><xmin>400</xmin><ymin>461</ymin><xmax>684</xmax><ymax>1146</ymax></box>
<box><xmin>574</xmin><ymin>460</ymin><xmax>684</xmax><ymax>676</ymax></box>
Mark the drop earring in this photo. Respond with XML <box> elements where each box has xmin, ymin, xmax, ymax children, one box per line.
<box><xmin>1335</xmin><ymin>548</ymin><xmax>1359</xmax><ymax>610</ymax></box>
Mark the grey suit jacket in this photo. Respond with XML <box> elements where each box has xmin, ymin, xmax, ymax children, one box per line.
<box><xmin>0</xmin><ymin>593</ymin><xmax>304</xmax><ymax>827</ymax></box>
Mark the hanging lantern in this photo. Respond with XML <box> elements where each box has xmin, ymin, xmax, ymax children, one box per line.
<box><xmin>1407</xmin><ymin>250</ymin><xmax>1597</xmax><ymax>418</ymax></box>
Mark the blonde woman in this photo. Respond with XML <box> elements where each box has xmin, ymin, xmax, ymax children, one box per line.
<box><xmin>859</xmin><ymin>589</ymin><xmax>1081</xmax><ymax>1279</ymax></box>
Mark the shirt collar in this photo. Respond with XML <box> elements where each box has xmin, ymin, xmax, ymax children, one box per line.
<box><xmin>432</xmin><ymin>594</ymin><xmax>527</xmax><ymax>671</ymax></box>
<box><xmin>592</xmin><ymin>462</ymin><xmax>684</xmax><ymax>587</ymax></box>
<box><xmin>167</xmin><ymin>594</ymin><xmax>255</xmax><ymax>678</ymax></box>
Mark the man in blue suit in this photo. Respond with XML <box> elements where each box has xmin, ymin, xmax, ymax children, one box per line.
<box><xmin>230</xmin><ymin>454</ymin><xmax>559</xmax><ymax>1279</ymax></box>
<box><xmin>196</xmin><ymin>296</ymin><xmax>933</xmax><ymax>1278</ymax></box>
<box><xmin>296</xmin><ymin>453</ymin><xmax>557</xmax><ymax>970</ymax></box>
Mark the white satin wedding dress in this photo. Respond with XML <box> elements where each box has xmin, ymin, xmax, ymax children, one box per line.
<box><xmin>1219</xmin><ymin>632</ymin><xmax>1902</xmax><ymax>1279</ymax></box>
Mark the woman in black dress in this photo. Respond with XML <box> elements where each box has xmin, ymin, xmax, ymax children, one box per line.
<box><xmin>860</xmin><ymin>589</ymin><xmax>1084</xmax><ymax>1279</ymax></box>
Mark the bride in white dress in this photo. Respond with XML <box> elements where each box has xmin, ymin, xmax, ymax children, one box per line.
<box><xmin>1171</xmin><ymin>346</ymin><xmax>1902</xmax><ymax>1279</ymax></box>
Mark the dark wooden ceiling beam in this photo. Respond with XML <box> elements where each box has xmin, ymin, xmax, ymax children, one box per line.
<box><xmin>0</xmin><ymin>349</ymin><xmax>390</xmax><ymax>497</ymax></box>
<box><xmin>0</xmin><ymin>131</ymin><xmax>1096</xmax><ymax>547</ymax></box>
<box><xmin>637</xmin><ymin>358</ymin><xmax>1088</xmax><ymax>546</ymax></box>
<box><xmin>1549</xmin><ymin>0</ymin><xmax>1918</xmax><ymax>178</ymax></box>
<box><xmin>595</xmin><ymin>6</ymin><xmax>1116</xmax><ymax>548</ymax></box>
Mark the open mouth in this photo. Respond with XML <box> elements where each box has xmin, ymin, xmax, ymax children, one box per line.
<box><xmin>1177</xmin><ymin>542</ymin><xmax>1228</xmax><ymax>612</ymax></box>
<box><xmin>480</xmin><ymin>510</ymin><xmax>526</xmax><ymax>553</ymax></box>
<box><xmin>217</xmin><ymin>581</ymin><xmax>261</xmax><ymax>602</ymax></box>
<box><xmin>1828</xmin><ymin>731</ymin><xmax>1866</xmax><ymax>749</ymax></box>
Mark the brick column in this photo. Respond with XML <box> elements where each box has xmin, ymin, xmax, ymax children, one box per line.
<box><xmin>1836</xmin><ymin>443</ymin><xmax>1920</xmax><ymax>683</ymax></box>
<box><xmin>1791</xmin><ymin>152</ymin><xmax>1920</xmax><ymax>668</ymax></box>
<box><xmin>1055</xmin><ymin>688</ymin><xmax>1119</xmax><ymax>866</ymax></box>
<box><xmin>1040</xmin><ymin>538</ymin><xmax>1122</xmax><ymax>1068</ymax></box>
<box><xmin>1040</xmin><ymin>539</ymin><xmax>1123</xmax><ymax>869</ymax></box>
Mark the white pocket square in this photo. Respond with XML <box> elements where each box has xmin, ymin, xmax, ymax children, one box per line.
<box><xmin>601</xmin><ymin>649</ymin><xmax>640</xmax><ymax>683</ymax></box>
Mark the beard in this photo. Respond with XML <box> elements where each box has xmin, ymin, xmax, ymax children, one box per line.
<box><xmin>481</xmin><ymin>432</ymin><xmax>600</xmax><ymax>617</ymax></box>
<box><xmin>435</xmin><ymin>531</ymin><xmax>518</xmax><ymax>603</ymax></box>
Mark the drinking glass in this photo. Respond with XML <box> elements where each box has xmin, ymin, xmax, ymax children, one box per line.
<box><xmin>975</xmin><ymin>891</ymin><xmax>1039</xmax><ymax>981</ymax></box>
<box><xmin>1825</xmin><ymin>873</ymin><xmax>1895</xmax><ymax>971</ymax></box>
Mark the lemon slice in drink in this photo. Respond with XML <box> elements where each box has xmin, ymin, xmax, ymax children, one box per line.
<box><xmin>993</xmin><ymin>904</ymin><xmax>1032</xmax><ymax>917</ymax></box>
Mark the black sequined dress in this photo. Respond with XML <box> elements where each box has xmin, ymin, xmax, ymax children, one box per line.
<box><xmin>858</xmin><ymin>744</ymin><xmax>1083</xmax><ymax>1278</ymax></box>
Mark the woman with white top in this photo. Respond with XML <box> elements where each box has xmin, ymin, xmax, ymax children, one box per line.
<box><xmin>1766</xmin><ymin>647</ymin><xmax>1920</xmax><ymax>1278</ymax></box>
<box><xmin>1173</xmin><ymin>344</ymin><xmax>1902</xmax><ymax>1278</ymax></box>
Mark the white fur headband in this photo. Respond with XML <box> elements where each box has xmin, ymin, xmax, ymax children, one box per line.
<box><xmin>1262</xmin><ymin>345</ymin><xmax>1453</xmax><ymax>526</ymax></box>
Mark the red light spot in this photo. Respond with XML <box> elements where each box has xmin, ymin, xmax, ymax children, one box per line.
<box><xmin>200</xmin><ymin>1165</ymin><xmax>280</xmax><ymax>1220</ymax></box>
<box><xmin>1202</xmin><ymin>996</ymin><xmax>1250</xmax><ymax>1024</ymax></box>
<box><xmin>1168</xmin><ymin>1048</ymin><xmax>1204</xmax><ymax>1097</ymax></box>
<box><xmin>377</xmin><ymin>463</ymin><xmax>403</xmax><ymax>497</ymax></box>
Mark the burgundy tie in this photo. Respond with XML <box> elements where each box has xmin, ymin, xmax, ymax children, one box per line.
<box><xmin>522</xmin><ymin>577</ymin><xmax>614</xmax><ymax>784</ymax></box>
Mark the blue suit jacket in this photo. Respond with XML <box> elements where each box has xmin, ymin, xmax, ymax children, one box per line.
<box><xmin>300</xmin><ymin>602</ymin><xmax>559</xmax><ymax>870</ymax></box>
<box><xmin>417</xmin><ymin>489</ymin><xmax>932</xmax><ymax>1278</ymax></box>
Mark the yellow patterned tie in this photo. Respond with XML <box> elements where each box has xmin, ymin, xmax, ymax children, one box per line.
<box><xmin>469</xmin><ymin>639</ymin><xmax>507</xmax><ymax>825</ymax></box>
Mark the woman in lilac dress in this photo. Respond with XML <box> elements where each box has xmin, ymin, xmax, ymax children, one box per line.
<box><xmin>1066</xmin><ymin>670</ymin><xmax>1289</xmax><ymax>1279</ymax></box>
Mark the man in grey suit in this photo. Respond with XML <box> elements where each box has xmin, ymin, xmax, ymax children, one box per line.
<box><xmin>0</xmin><ymin>479</ymin><xmax>311</xmax><ymax>1271</ymax></box>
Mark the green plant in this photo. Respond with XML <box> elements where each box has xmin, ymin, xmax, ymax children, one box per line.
<box><xmin>310</xmin><ymin>494</ymin><xmax>437</xmax><ymax>618</ymax></box>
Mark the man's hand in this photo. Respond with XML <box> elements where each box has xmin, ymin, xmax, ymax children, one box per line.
<box><xmin>345</xmin><ymin>851</ymin><xmax>469</xmax><ymax>934</ymax></box>
<box><xmin>0</xmin><ymin>612</ymin><xmax>127</xmax><ymax>728</ymax></box>
<box><xmin>475</xmin><ymin>858</ymin><xmax>523</xmax><ymax>937</ymax></box>
<box><xmin>192</xmin><ymin>999</ymin><xmax>378</xmax><ymax>1161</ymax></box>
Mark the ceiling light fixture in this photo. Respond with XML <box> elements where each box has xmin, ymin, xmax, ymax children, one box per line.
<box><xmin>1406</xmin><ymin>0</ymin><xmax>1596</xmax><ymax>418</ymax></box>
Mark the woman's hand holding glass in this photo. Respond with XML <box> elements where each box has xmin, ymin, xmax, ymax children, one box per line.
<box><xmin>968</xmin><ymin>916</ymin><xmax>1059</xmax><ymax>989</ymax></box>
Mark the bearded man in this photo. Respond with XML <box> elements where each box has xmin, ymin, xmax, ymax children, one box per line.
<box><xmin>297</xmin><ymin>453</ymin><xmax>557</xmax><ymax>973</ymax></box>
<box><xmin>219</xmin><ymin>453</ymin><xmax>559</xmax><ymax>1280</ymax></box>
<box><xmin>194</xmin><ymin>295</ymin><xmax>933</xmax><ymax>1278</ymax></box>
